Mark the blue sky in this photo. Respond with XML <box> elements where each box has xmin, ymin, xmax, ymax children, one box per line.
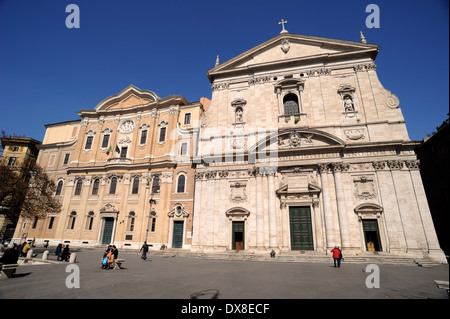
<box><xmin>0</xmin><ymin>0</ymin><xmax>448</xmax><ymax>142</ymax></box>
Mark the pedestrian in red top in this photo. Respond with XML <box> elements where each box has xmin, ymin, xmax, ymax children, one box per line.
<box><xmin>331</xmin><ymin>246</ymin><xmax>342</xmax><ymax>268</ymax></box>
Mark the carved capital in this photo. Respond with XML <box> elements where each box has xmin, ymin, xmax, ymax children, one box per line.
<box><xmin>318</xmin><ymin>163</ymin><xmax>331</xmax><ymax>173</ymax></box>
<box><xmin>404</xmin><ymin>160</ymin><xmax>420</xmax><ymax>170</ymax></box>
<box><xmin>387</xmin><ymin>160</ymin><xmax>404</xmax><ymax>170</ymax></box>
<box><xmin>332</xmin><ymin>162</ymin><xmax>350</xmax><ymax>172</ymax></box>
<box><xmin>372</xmin><ymin>161</ymin><xmax>387</xmax><ymax>170</ymax></box>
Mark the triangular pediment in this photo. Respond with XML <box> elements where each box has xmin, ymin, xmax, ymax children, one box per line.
<box><xmin>208</xmin><ymin>33</ymin><xmax>379</xmax><ymax>81</ymax></box>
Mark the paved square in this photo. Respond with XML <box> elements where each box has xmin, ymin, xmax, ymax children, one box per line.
<box><xmin>1</xmin><ymin>248</ymin><xmax>448</xmax><ymax>301</ymax></box>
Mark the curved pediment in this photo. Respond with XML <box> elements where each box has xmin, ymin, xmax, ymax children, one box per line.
<box><xmin>249</xmin><ymin>128</ymin><xmax>345</xmax><ymax>153</ymax></box>
<box><xmin>94</xmin><ymin>85</ymin><xmax>160</xmax><ymax>112</ymax></box>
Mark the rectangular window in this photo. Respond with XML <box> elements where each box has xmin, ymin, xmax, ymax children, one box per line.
<box><xmin>85</xmin><ymin>136</ymin><xmax>93</xmax><ymax>150</ymax></box>
<box><xmin>159</xmin><ymin>127</ymin><xmax>166</xmax><ymax>143</ymax></box>
<box><xmin>32</xmin><ymin>217</ymin><xmax>38</xmax><ymax>229</ymax></box>
<box><xmin>129</xmin><ymin>217</ymin><xmax>135</xmax><ymax>232</ymax></box>
<box><xmin>63</xmin><ymin>153</ymin><xmax>70</xmax><ymax>165</ymax></box>
<box><xmin>48</xmin><ymin>217</ymin><xmax>55</xmax><ymax>229</ymax></box>
<box><xmin>120</xmin><ymin>146</ymin><xmax>128</xmax><ymax>158</ymax></box>
<box><xmin>12</xmin><ymin>146</ymin><xmax>19</xmax><ymax>152</ymax></box>
<box><xmin>101</xmin><ymin>134</ymin><xmax>110</xmax><ymax>148</ymax></box>
<box><xmin>140</xmin><ymin>130</ymin><xmax>147</xmax><ymax>145</ymax></box>
<box><xmin>184</xmin><ymin>113</ymin><xmax>191</xmax><ymax>125</ymax></box>
<box><xmin>7</xmin><ymin>157</ymin><xmax>16</xmax><ymax>166</ymax></box>
<box><xmin>151</xmin><ymin>218</ymin><xmax>156</xmax><ymax>232</ymax></box>
<box><xmin>180</xmin><ymin>142</ymin><xmax>187</xmax><ymax>156</ymax></box>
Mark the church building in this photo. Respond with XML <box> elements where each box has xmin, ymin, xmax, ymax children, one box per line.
<box><xmin>10</xmin><ymin>26</ymin><xmax>446</xmax><ymax>263</ymax></box>
<box><xmin>13</xmin><ymin>85</ymin><xmax>208</xmax><ymax>250</ymax></box>
<box><xmin>191</xmin><ymin>28</ymin><xmax>446</xmax><ymax>263</ymax></box>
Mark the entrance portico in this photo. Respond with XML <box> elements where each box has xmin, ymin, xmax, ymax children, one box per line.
<box><xmin>98</xmin><ymin>203</ymin><xmax>118</xmax><ymax>246</ymax></box>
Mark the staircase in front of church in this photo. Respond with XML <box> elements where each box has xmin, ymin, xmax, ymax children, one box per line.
<box><xmin>151</xmin><ymin>249</ymin><xmax>444</xmax><ymax>266</ymax></box>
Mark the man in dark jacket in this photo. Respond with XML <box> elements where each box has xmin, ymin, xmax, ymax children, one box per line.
<box><xmin>0</xmin><ymin>244</ymin><xmax>19</xmax><ymax>272</ymax></box>
<box><xmin>140</xmin><ymin>241</ymin><xmax>149</xmax><ymax>261</ymax></box>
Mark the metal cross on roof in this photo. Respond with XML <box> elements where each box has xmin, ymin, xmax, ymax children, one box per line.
<box><xmin>278</xmin><ymin>19</ymin><xmax>288</xmax><ymax>33</ymax></box>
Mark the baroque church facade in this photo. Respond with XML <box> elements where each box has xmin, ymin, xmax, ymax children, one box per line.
<box><xmin>12</xmin><ymin>29</ymin><xmax>446</xmax><ymax>262</ymax></box>
<box><xmin>13</xmin><ymin>85</ymin><xmax>208</xmax><ymax>250</ymax></box>
<box><xmin>191</xmin><ymin>31</ymin><xmax>446</xmax><ymax>262</ymax></box>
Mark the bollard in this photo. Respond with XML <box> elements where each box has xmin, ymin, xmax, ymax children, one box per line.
<box><xmin>69</xmin><ymin>253</ymin><xmax>77</xmax><ymax>264</ymax></box>
<box><xmin>42</xmin><ymin>250</ymin><xmax>49</xmax><ymax>260</ymax></box>
<box><xmin>26</xmin><ymin>249</ymin><xmax>33</xmax><ymax>258</ymax></box>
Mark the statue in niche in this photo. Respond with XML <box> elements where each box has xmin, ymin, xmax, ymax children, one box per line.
<box><xmin>344</xmin><ymin>96</ymin><xmax>355</xmax><ymax>112</ymax></box>
<box><xmin>235</xmin><ymin>107</ymin><xmax>243</xmax><ymax>123</ymax></box>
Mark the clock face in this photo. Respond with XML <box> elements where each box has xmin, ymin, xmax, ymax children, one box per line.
<box><xmin>119</xmin><ymin>120</ymin><xmax>135</xmax><ymax>134</ymax></box>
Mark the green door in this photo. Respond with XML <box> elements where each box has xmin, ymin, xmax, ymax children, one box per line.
<box><xmin>289</xmin><ymin>207</ymin><xmax>314</xmax><ymax>250</ymax></box>
<box><xmin>362</xmin><ymin>219</ymin><xmax>382</xmax><ymax>251</ymax></box>
<box><xmin>232</xmin><ymin>221</ymin><xmax>245</xmax><ymax>250</ymax></box>
<box><xmin>102</xmin><ymin>218</ymin><xmax>114</xmax><ymax>245</ymax></box>
<box><xmin>172</xmin><ymin>221</ymin><xmax>184</xmax><ymax>248</ymax></box>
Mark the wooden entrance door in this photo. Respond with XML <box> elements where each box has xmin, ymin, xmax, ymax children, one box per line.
<box><xmin>101</xmin><ymin>217</ymin><xmax>115</xmax><ymax>245</ymax></box>
<box><xmin>172</xmin><ymin>221</ymin><xmax>184</xmax><ymax>248</ymax></box>
<box><xmin>232</xmin><ymin>221</ymin><xmax>245</xmax><ymax>250</ymax></box>
<box><xmin>289</xmin><ymin>206</ymin><xmax>314</xmax><ymax>250</ymax></box>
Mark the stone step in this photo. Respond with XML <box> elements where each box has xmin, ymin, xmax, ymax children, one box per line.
<box><xmin>150</xmin><ymin>250</ymin><xmax>428</xmax><ymax>265</ymax></box>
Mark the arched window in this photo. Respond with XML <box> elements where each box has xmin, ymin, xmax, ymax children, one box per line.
<box><xmin>131</xmin><ymin>177</ymin><xmax>139</xmax><ymax>194</ymax></box>
<box><xmin>55</xmin><ymin>180</ymin><xmax>63</xmax><ymax>196</ymax></box>
<box><xmin>177</xmin><ymin>175</ymin><xmax>186</xmax><ymax>193</ymax></box>
<box><xmin>85</xmin><ymin>211</ymin><xmax>94</xmax><ymax>230</ymax></box>
<box><xmin>151</xmin><ymin>175</ymin><xmax>160</xmax><ymax>194</ymax></box>
<box><xmin>68</xmin><ymin>211</ymin><xmax>77</xmax><ymax>229</ymax></box>
<box><xmin>128</xmin><ymin>211</ymin><xmax>136</xmax><ymax>231</ymax></box>
<box><xmin>74</xmin><ymin>179</ymin><xmax>83</xmax><ymax>196</ymax></box>
<box><xmin>92</xmin><ymin>178</ymin><xmax>100</xmax><ymax>195</ymax></box>
<box><xmin>283</xmin><ymin>93</ymin><xmax>299</xmax><ymax>115</ymax></box>
<box><xmin>109</xmin><ymin>177</ymin><xmax>117</xmax><ymax>194</ymax></box>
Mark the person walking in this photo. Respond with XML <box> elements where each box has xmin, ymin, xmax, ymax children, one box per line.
<box><xmin>331</xmin><ymin>246</ymin><xmax>342</xmax><ymax>268</ymax></box>
<box><xmin>21</xmin><ymin>242</ymin><xmax>31</xmax><ymax>257</ymax></box>
<box><xmin>140</xmin><ymin>241</ymin><xmax>149</xmax><ymax>261</ymax></box>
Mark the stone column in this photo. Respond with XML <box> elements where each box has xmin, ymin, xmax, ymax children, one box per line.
<box><xmin>255</xmin><ymin>171</ymin><xmax>264</xmax><ymax>249</ymax></box>
<box><xmin>191</xmin><ymin>173</ymin><xmax>203</xmax><ymax>250</ymax></box>
<box><xmin>266</xmin><ymin>168</ymin><xmax>278</xmax><ymax>249</ymax></box>
<box><xmin>281</xmin><ymin>202</ymin><xmax>290</xmax><ymax>251</ymax></box>
<box><xmin>206</xmin><ymin>172</ymin><xmax>216</xmax><ymax>248</ymax></box>
<box><xmin>318</xmin><ymin>163</ymin><xmax>339</xmax><ymax>249</ymax></box>
<box><xmin>332</xmin><ymin>163</ymin><xmax>351</xmax><ymax>249</ymax></box>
